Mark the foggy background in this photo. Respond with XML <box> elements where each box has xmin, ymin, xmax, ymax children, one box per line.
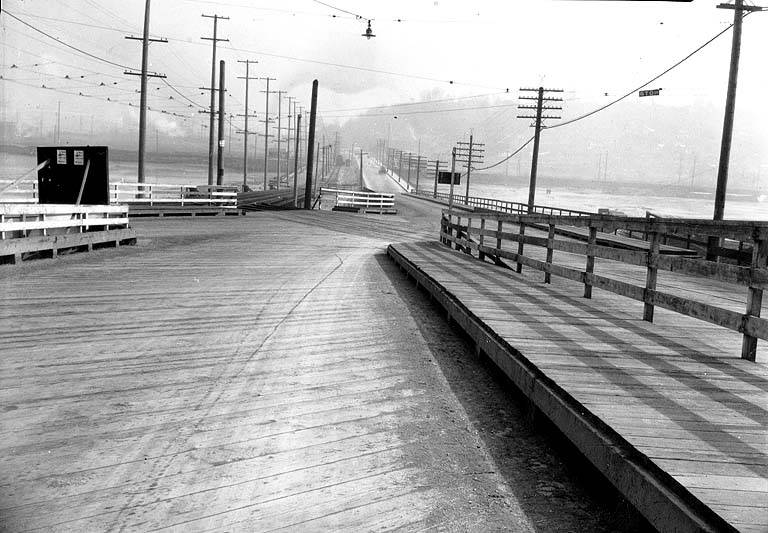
<box><xmin>2</xmin><ymin>0</ymin><xmax>766</xmax><ymax>198</ymax></box>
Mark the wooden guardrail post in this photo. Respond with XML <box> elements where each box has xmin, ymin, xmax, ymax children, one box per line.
<box><xmin>643</xmin><ymin>231</ymin><xmax>661</xmax><ymax>322</ymax></box>
<box><xmin>583</xmin><ymin>226</ymin><xmax>597</xmax><ymax>298</ymax></box>
<box><xmin>479</xmin><ymin>218</ymin><xmax>486</xmax><ymax>261</ymax></box>
<box><xmin>455</xmin><ymin>215</ymin><xmax>462</xmax><ymax>251</ymax></box>
<box><xmin>465</xmin><ymin>217</ymin><xmax>472</xmax><ymax>255</ymax></box>
<box><xmin>516</xmin><ymin>222</ymin><xmax>525</xmax><ymax>274</ymax></box>
<box><xmin>496</xmin><ymin>220</ymin><xmax>503</xmax><ymax>256</ymax></box>
<box><xmin>545</xmin><ymin>223</ymin><xmax>556</xmax><ymax>284</ymax></box>
<box><xmin>742</xmin><ymin>236</ymin><xmax>767</xmax><ymax>361</ymax></box>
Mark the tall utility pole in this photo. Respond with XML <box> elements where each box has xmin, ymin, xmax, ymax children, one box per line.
<box><xmin>304</xmin><ymin>80</ymin><xmax>318</xmax><ymax>209</ymax></box>
<box><xmin>293</xmin><ymin>111</ymin><xmax>302</xmax><ymax>207</ymax></box>
<box><xmin>201</xmin><ymin>14</ymin><xmax>229</xmax><ymax>186</ymax></box>
<box><xmin>260</xmin><ymin>77</ymin><xmax>276</xmax><ymax>190</ymax></box>
<box><xmin>429</xmin><ymin>159</ymin><xmax>446</xmax><ymax>198</ymax></box>
<box><xmin>124</xmin><ymin>0</ymin><xmax>166</xmax><ymax>185</ymax></box>
<box><xmin>448</xmin><ymin>148</ymin><xmax>457</xmax><ymax>209</ymax></box>
<box><xmin>216</xmin><ymin>60</ymin><xmax>225</xmax><ymax>186</ymax></box>
<box><xmin>518</xmin><ymin>87</ymin><xmax>563</xmax><ymax>211</ymax></box>
<box><xmin>516</xmin><ymin>86</ymin><xmax>563</xmax><ymax>273</ymax></box>
<box><xmin>274</xmin><ymin>90</ymin><xmax>285</xmax><ymax>189</ymax></box>
<box><xmin>285</xmin><ymin>96</ymin><xmax>294</xmax><ymax>187</ymax></box>
<box><xmin>708</xmin><ymin>0</ymin><xmax>764</xmax><ymax>260</ymax></box>
<box><xmin>455</xmin><ymin>134</ymin><xmax>485</xmax><ymax>199</ymax></box>
<box><xmin>359</xmin><ymin>149</ymin><xmax>366</xmax><ymax>189</ymax></box>
<box><xmin>236</xmin><ymin>59</ymin><xmax>258</xmax><ymax>189</ymax></box>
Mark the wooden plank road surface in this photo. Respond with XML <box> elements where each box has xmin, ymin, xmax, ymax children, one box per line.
<box><xmin>0</xmin><ymin>212</ymin><xmax>543</xmax><ymax>532</ymax></box>
<box><xmin>388</xmin><ymin>240</ymin><xmax>768</xmax><ymax>533</ymax></box>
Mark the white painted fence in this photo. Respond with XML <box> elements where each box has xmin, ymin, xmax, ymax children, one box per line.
<box><xmin>110</xmin><ymin>182</ymin><xmax>238</xmax><ymax>208</ymax></box>
<box><xmin>319</xmin><ymin>188</ymin><xmax>395</xmax><ymax>211</ymax></box>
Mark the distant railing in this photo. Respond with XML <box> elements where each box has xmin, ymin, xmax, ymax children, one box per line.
<box><xmin>440</xmin><ymin>208</ymin><xmax>768</xmax><ymax>361</ymax></box>
<box><xmin>320</xmin><ymin>188</ymin><xmax>395</xmax><ymax>212</ymax></box>
<box><xmin>414</xmin><ymin>190</ymin><xmax>594</xmax><ymax>217</ymax></box>
<box><xmin>0</xmin><ymin>180</ymin><xmax>38</xmax><ymax>203</ymax></box>
<box><xmin>110</xmin><ymin>183</ymin><xmax>238</xmax><ymax>208</ymax></box>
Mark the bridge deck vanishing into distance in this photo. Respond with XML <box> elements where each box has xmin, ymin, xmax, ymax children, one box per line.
<box><xmin>1</xmin><ymin>166</ymin><xmax>766</xmax><ymax>532</ymax></box>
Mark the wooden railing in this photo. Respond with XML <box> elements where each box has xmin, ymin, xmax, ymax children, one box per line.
<box><xmin>415</xmin><ymin>190</ymin><xmax>594</xmax><ymax>217</ymax></box>
<box><xmin>0</xmin><ymin>180</ymin><xmax>38</xmax><ymax>203</ymax></box>
<box><xmin>440</xmin><ymin>208</ymin><xmax>768</xmax><ymax>361</ymax></box>
<box><xmin>319</xmin><ymin>188</ymin><xmax>395</xmax><ymax>212</ymax></box>
<box><xmin>1</xmin><ymin>203</ymin><xmax>135</xmax><ymax>263</ymax></box>
<box><xmin>110</xmin><ymin>183</ymin><xmax>238</xmax><ymax>208</ymax></box>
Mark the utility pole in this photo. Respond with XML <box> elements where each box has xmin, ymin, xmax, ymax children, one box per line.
<box><xmin>201</xmin><ymin>14</ymin><xmax>229</xmax><ymax>186</ymax></box>
<box><xmin>455</xmin><ymin>134</ymin><xmax>485</xmax><ymax>200</ymax></box>
<box><xmin>293</xmin><ymin>111</ymin><xmax>301</xmax><ymax>207</ymax></box>
<box><xmin>285</xmin><ymin>96</ymin><xmax>295</xmax><ymax>189</ymax></box>
<box><xmin>517</xmin><ymin>86</ymin><xmax>563</xmax><ymax>273</ymax></box>
<box><xmin>216</xmin><ymin>60</ymin><xmax>225</xmax><ymax>186</ymax></box>
<box><xmin>228</xmin><ymin>114</ymin><xmax>233</xmax><ymax>155</ymax></box>
<box><xmin>518</xmin><ymin>87</ymin><xmax>563</xmax><ymax>211</ymax></box>
<box><xmin>708</xmin><ymin>0</ymin><xmax>764</xmax><ymax>260</ymax></box>
<box><xmin>124</xmin><ymin>0</ymin><xmax>167</xmax><ymax>185</ymax></box>
<box><xmin>304</xmin><ymin>80</ymin><xmax>318</xmax><ymax>210</ymax></box>
<box><xmin>259</xmin><ymin>77</ymin><xmax>276</xmax><ymax>190</ymax></box>
<box><xmin>236</xmin><ymin>59</ymin><xmax>258</xmax><ymax>189</ymax></box>
<box><xmin>448</xmin><ymin>148</ymin><xmax>457</xmax><ymax>209</ymax></box>
<box><xmin>429</xmin><ymin>159</ymin><xmax>446</xmax><ymax>198</ymax></box>
<box><xmin>359</xmin><ymin>149</ymin><xmax>365</xmax><ymax>189</ymax></box>
<box><xmin>274</xmin><ymin>90</ymin><xmax>285</xmax><ymax>188</ymax></box>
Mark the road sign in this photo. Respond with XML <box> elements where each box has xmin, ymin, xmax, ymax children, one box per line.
<box><xmin>438</xmin><ymin>171</ymin><xmax>461</xmax><ymax>185</ymax></box>
<box><xmin>639</xmin><ymin>88</ymin><xmax>662</xmax><ymax>97</ymax></box>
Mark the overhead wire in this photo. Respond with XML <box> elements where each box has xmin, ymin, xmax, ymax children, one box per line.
<box><xmin>545</xmin><ymin>14</ymin><xmax>748</xmax><ymax>131</ymax></box>
<box><xmin>474</xmin><ymin>13</ymin><xmax>748</xmax><ymax>174</ymax></box>
<box><xmin>1</xmin><ymin>8</ymin><xmax>136</xmax><ymax>71</ymax></box>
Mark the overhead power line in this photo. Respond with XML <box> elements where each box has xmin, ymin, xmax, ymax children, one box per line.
<box><xmin>312</xmin><ymin>0</ymin><xmax>368</xmax><ymax>20</ymax></box>
<box><xmin>476</xmin><ymin>15</ymin><xmax>749</xmax><ymax>175</ymax></box>
<box><xmin>546</xmin><ymin>14</ymin><xmax>749</xmax><ymax>131</ymax></box>
<box><xmin>1</xmin><ymin>8</ymin><xmax>136</xmax><ymax>71</ymax></box>
<box><xmin>321</xmin><ymin>92</ymin><xmax>505</xmax><ymax>113</ymax></box>
<box><xmin>321</xmin><ymin>102</ymin><xmax>519</xmax><ymax>119</ymax></box>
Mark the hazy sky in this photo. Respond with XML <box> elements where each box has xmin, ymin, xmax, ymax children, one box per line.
<box><xmin>1</xmin><ymin>0</ymin><xmax>767</xmax><ymax>164</ymax></box>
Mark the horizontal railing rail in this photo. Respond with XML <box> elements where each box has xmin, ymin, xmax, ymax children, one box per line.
<box><xmin>440</xmin><ymin>208</ymin><xmax>768</xmax><ymax>361</ymax></box>
<box><xmin>320</xmin><ymin>188</ymin><xmax>395</xmax><ymax>210</ymax></box>
<box><xmin>0</xmin><ymin>180</ymin><xmax>38</xmax><ymax>203</ymax></box>
<box><xmin>110</xmin><ymin>183</ymin><xmax>238</xmax><ymax>208</ymax></box>
<box><xmin>1</xmin><ymin>204</ymin><xmax>130</xmax><ymax>238</ymax></box>
<box><xmin>413</xmin><ymin>189</ymin><xmax>594</xmax><ymax>218</ymax></box>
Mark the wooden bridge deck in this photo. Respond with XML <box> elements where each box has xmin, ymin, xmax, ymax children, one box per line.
<box><xmin>0</xmin><ymin>213</ymin><xmax>539</xmax><ymax>532</ymax></box>
<box><xmin>388</xmin><ymin>240</ymin><xmax>768</xmax><ymax>533</ymax></box>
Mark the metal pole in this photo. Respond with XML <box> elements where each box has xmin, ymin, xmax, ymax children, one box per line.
<box><xmin>304</xmin><ymin>80</ymin><xmax>318</xmax><ymax>209</ymax></box>
<box><xmin>293</xmin><ymin>112</ymin><xmax>301</xmax><ymax>207</ymax></box>
<box><xmin>137</xmin><ymin>0</ymin><xmax>151</xmax><ymax>184</ymax></box>
<box><xmin>216</xmin><ymin>60</ymin><xmax>225</xmax><ymax>186</ymax></box>
<box><xmin>360</xmin><ymin>149</ymin><xmax>364</xmax><ymax>189</ymax></box>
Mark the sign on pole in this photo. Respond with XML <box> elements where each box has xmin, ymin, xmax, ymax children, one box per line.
<box><xmin>639</xmin><ymin>88</ymin><xmax>662</xmax><ymax>97</ymax></box>
<box><xmin>438</xmin><ymin>171</ymin><xmax>461</xmax><ymax>185</ymax></box>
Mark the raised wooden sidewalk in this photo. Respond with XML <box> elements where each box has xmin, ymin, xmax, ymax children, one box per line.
<box><xmin>388</xmin><ymin>239</ymin><xmax>767</xmax><ymax>533</ymax></box>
